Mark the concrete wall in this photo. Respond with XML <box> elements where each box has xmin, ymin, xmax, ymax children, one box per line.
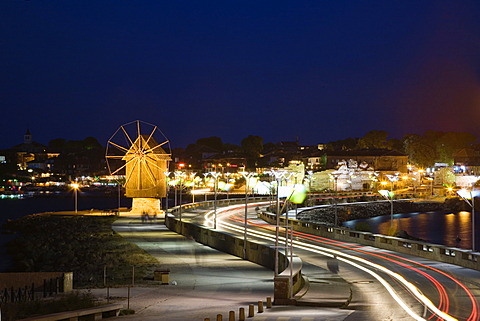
<box><xmin>0</xmin><ymin>272</ymin><xmax>73</xmax><ymax>292</ymax></box>
<box><xmin>259</xmin><ymin>211</ymin><xmax>480</xmax><ymax>271</ymax></box>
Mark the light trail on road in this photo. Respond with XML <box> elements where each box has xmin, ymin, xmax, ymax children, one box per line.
<box><xmin>201</xmin><ymin>202</ymin><xmax>479</xmax><ymax>321</ymax></box>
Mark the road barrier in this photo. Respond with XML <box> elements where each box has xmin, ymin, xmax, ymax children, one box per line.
<box><xmin>203</xmin><ymin>297</ymin><xmax>274</xmax><ymax>321</ymax></box>
<box><xmin>239</xmin><ymin>307</ymin><xmax>245</xmax><ymax>320</ymax></box>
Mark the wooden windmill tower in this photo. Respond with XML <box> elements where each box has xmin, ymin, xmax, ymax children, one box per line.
<box><xmin>106</xmin><ymin>120</ymin><xmax>171</xmax><ymax>216</ymax></box>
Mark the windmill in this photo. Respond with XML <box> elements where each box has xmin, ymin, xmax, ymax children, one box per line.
<box><xmin>106</xmin><ymin>120</ymin><xmax>171</xmax><ymax>216</ymax></box>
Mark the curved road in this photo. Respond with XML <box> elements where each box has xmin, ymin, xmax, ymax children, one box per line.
<box><xmin>196</xmin><ymin>202</ymin><xmax>480</xmax><ymax>321</ymax></box>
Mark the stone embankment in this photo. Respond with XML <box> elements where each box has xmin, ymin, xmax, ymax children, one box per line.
<box><xmin>296</xmin><ymin>197</ymin><xmax>467</xmax><ymax>226</ymax></box>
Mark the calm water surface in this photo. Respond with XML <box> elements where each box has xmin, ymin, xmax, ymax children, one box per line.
<box><xmin>343</xmin><ymin>210</ymin><xmax>478</xmax><ymax>250</ymax></box>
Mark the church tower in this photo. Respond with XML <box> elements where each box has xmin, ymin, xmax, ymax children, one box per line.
<box><xmin>24</xmin><ymin>129</ymin><xmax>32</xmax><ymax>144</ymax></box>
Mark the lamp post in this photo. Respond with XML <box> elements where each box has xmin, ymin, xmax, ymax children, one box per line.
<box><xmin>225</xmin><ymin>172</ymin><xmax>231</xmax><ymax>199</ymax></box>
<box><xmin>209</xmin><ymin>172</ymin><xmax>221</xmax><ymax>229</ymax></box>
<box><xmin>457</xmin><ymin>187</ymin><xmax>480</xmax><ymax>252</ymax></box>
<box><xmin>385</xmin><ymin>173</ymin><xmax>399</xmax><ymax>192</ymax></box>
<box><xmin>117</xmin><ymin>180</ymin><xmax>121</xmax><ymax>215</ymax></box>
<box><xmin>71</xmin><ymin>183</ymin><xmax>79</xmax><ymax>213</ymax></box>
<box><xmin>379</xmin><ymin>189</ymin><xmax>394</xmax><ymax>227</ymax></box>
<box><xmin>426</xmin><ymin>177</ymin><xmax>434</xmax><ymax>196</ymax></box>
<box><xmin>190</xmin><ymin>172</ymin><xmax>197</xmax><ymax>203</ymax></box>
<box><xmin>240</xmin><ymin>171</ymin><xmax>255</xmax><ymax>259</ymax></box>
<box><xmin>175</xmin><ymin>171</ymin><xmax>185</xmax><ymax>221</ymax></box>
<box><xmin>271</xmin><ymin>169</ymin><xmax>287</xmax><ymax>277</ymax></box>
<box><xmin>163</xmin><ymin>171</ymin><xmax>171</xmax><ymax>215</ymax></box>
<box><xmin>306</xmin><ymin>170</ymin><xmax>314</xmax><ymax>194</ymax></box>
<box><xmin>330</xmin><ymin>172</ymin><xmax>341</xmax><ymax>227</ymax></box>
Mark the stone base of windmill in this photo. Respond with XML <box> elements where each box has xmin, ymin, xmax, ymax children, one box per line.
<box><xmin>128</xmin><ymin>198</ymin><xmax>164</xmax><ymax>219</ymax></box>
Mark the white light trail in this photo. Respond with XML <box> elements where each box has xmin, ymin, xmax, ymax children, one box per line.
<box><xmin>203</xmin><ymin>203</ymin><xmax>457</xmax><ymax>321</ymax></box>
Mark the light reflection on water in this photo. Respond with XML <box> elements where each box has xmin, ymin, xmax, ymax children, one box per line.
<box><xmin>344</xmin><ymin>211</ymin><xmax>477</xmax><ymax>250</ymax></box>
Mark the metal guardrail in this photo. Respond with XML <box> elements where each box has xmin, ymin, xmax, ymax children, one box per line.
<box><xmin>168</xmin><ymin>196</ymin><xmax>272</xmax><ymax>216</ymax></box>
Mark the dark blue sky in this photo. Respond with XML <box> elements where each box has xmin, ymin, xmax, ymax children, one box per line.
<box><xmin>2</xmin><ymin>1</ymin><xmax>480</xmax><ymax>149</ymax></box>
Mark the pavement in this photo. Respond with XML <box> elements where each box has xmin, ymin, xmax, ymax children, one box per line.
<box><xmin>86</xmin><ymin>216</ymin><xmax>356</xmax><ymax>321</ymax></box>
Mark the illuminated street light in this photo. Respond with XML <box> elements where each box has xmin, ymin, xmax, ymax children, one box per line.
<box><xmin>240</xmin><ymin>171</ymin><xmax>256</xmax><ymax>259</ymax></box>
<box><xmin>71</xmin><ymin>183</ymin><xmax>79</xmax><ymax>213</ymax></box>
<box><xmin>202</xmin><ymin>173</ymin><xmax>210</xmax><ymax>201</ymax></box>
<box><xmin>209</xmin><ymin>171</ymin><xmax>221</xmax><ymax>229</ymax></box>
<box><xmin>270</xmin><ymin>169</ymin><xmax>288</xmax><ymax>277</ymax></box>
<box><xmin>457</xmin><ymin>188</ymin><xmax>480</xmax><ymax>252</ymax></box>
<box><xmin>224</xmin><ymin>172</ymin><xmax>232</xmax><ymax>199</ymax></box>
<box><xmin>425</xmin><ymin>177</ymin><xmax>434</xmax><ymax>196</ymax></box>
<box><xmin>189</xmin><ymin>172</ymin><xmax>197</xmax><ymax>203</ymax></box>
<box><xmin>385</xmin><ymin>173</ymin><xmax>400</xmax><ymax>191</ymax></box>
<box><xmin>378</xmin><ymin>189</ymin><xmax>394</xmax><ymax>227</ymax></box>
<box><xmin>330</xmin><ymin>172</ymin><xmax>341</xmax><ymax>227</ymax></box>
<box><xmin>163</xmin><ymin>171</ymin><xmax>171</xmax><ymax>215</ymax></box>
<box><xmin>175</xmin><ymin>171</ymin><xmax>185</xmax><ymax>221</ymax></box>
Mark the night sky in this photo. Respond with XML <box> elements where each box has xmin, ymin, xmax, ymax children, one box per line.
<box><xmin>2</xmin><ymin>1</ymin><xmax>480</xmax><ymax>149</ymax></box>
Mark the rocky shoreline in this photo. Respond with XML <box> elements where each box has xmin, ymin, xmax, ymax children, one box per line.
<box><xmin>296</xmin><ymin>197</ymin><xmax>469</xmax><ymax>226</ymax></box>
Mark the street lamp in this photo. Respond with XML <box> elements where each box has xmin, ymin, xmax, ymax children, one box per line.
<box><xmin>163</xmin><ymin>171</ymin><xmax>171</xmax><ymax>215</ymax></box>
<box><xmin>202</xmin><ymin>173</ymin><xmax>209</xmax><ymax>201</ymax></box>
<box><xmin>270</xmin><ymin>169</ymin><xmax>288</xmax><ymax>277</ymax></box>
<box><xmin>385</xmin><ymin>173</ymin><xmax>400</xmax><ymax>192</ymax></box>
<box><xmin>174</xmin><ymin>171</ymin><xmax>185</xmax><ymax>221</ymax></box>
<box><xmin>71</xmin><ymin>183</ymin><xmax>79</xmax><ymax>213</ymax></box>
<box><xmin>378</xmin><ymin>189</ymin><xmax>394</xmax><ymax>227</ymax></box>
<box><xmin>224</xmin><ymin>172</ymin><xmax>232</xmax><ymax>199</ymax></box>
<box><xmin>240</xmin><ymin>171</ymin><xmax>256</xmax><ymax>259</ymax></box>
<box><xmin>457</xmin><ymin>188</ymin><xmax>480</xmax><ymax>252</ymax></box>
<box><xmin>189</xmin><ymin>172</ymin><xmax>197</xmax><ymax>203</ymax></box>
<box><xmin>425</xmin><ymin>177</ymin><xmax>434</xmax><ymax>196</ymax></box>
<box><xmin>330</xmin><ymin>172</ymin><xmax>341</xmax><ymax>227</ymax></box>
<box><xmin>209</xmin><ymin>172</ymin><xmax>221</xmax><ymax>229</ymax></box>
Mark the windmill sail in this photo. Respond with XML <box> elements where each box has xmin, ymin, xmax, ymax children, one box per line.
<box><xmin>123</xmin><ymin>134</ymin><xmax>171</xmax><ymax>198</ymax></box>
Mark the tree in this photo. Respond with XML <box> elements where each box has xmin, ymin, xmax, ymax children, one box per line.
<box><xmin>82</xmin><ymin>137</ymin><xmax>103</xmax><ymax>151</ymax></box>
<box><xmin>403</xmin><ymin>134</ymin><xmax>436</xmax><ymax>168</ymax></box>
<box><xmin>388</xmin><ymin>138</ymin><xmax>405</xmax><ymax>153</ymax></box>
<box><xmin>48</xmin><ymin>138</ymin><xmax>67</xmax><ymax>152</ymax></box>
<box><xmin>357</xmin><ymin>130</ymin><xmax>389</xmax><ymax>149</ymax></box>
<box><xmin>436</xmin><ymin>132</ymin><xmax>476</xmax><ymax>165</ymax></box>
<box><xmin>195</xmin><ymin>136</ymin><xmax>224</xmax><ymax>152</ymax></box>
<box><xmin>326</xmin><ymin>137</ymin><xmax>358</xmax><ymax>151</ymax></box>
<box><xmin>241</xmin><ymin>135</ymin><xmax>264</xmax><ymax>169</ymax></box>
<box><xmin>241</xmin><ymin>135</ymin><xmax>263</xmax><ymax>158</ymax></box>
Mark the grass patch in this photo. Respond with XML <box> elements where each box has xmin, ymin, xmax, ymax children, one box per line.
<box><xmin>2</xmin><ymin>214</ymin><xmax>161</xmax><ymax>288</ymax></box>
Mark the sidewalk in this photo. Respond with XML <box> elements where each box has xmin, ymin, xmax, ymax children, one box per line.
<box><xmin>88</xmin><ymin>217</ymin><xmax>354</xmax><ymax>320</ymax></box>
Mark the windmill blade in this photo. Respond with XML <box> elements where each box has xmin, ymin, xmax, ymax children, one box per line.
<box><xmin>105</xmin><ymin>155</ymin><xmax>126</xmax><ymax>159</ymax></box>
<box><xmin>124</xmin><ymin>158</ymin><xmax>140</xmax><ymax>187</ymax></box>
<box><xmin>107</xmin><ymin>140</ymin><xmax>130</xmax><ymax>153</ymax></box>
<box><xmin>145</xmin><ymin>140</ymin><xmax>169</xmax><ymax>154</ymax></box>
<box><xmin>137</xmin><ymin>120</ymin><xmax>142</xmax><ymax>150</ymax></box>
<box><xmin>142</xmin><ymin>159</ymin><xmax>158</xmax><ymax>186</ymax></box>
<box><xmin>121</xmin><ymin>125</ymin><xmax>137</xmax><ymax>152</ymax></box>
<box><xmin>144</xmin><ymin>126</ymin><xmax>157</xmax><ymax>149</ymax></box>
<box><xmin>144</xmin><ymin>155</ymin><xmax>166</xmax><ymax>171</ymax></box>
<box><xmin>111</xmin><ymin>157</ymin><xmax>137</xmax><ymax>176</ymax></box>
